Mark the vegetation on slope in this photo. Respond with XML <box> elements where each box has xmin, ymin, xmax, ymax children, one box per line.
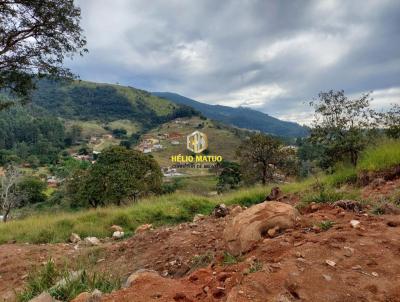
<box><xmin>32</xmin><ymin>79</ymin><xmax>198</xmax><ymax>130</ymax></box>
<box><xmin>1</xmin><ymin>136</ymin><xmax>398</xmax><ymax>245</ymax></box>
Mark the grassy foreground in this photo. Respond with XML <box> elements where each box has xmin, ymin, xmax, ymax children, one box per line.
<box><xmin>0</xmin><ymin>186</ymin><xmax>271</xmax><ymax>244</ymax></box>
<box><xmin>1</xmin><ymin>139</ymin><xmax>399</xmax><ymax>244</ymax></box>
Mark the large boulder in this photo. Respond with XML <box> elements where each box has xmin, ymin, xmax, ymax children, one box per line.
<box><xmin>223</xmin><ymin>201</ymin><xmax>298</xmax><ymax>255</ymax></box>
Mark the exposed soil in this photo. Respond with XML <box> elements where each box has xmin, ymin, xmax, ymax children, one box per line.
<box><xmin>1</xmin><ymin>178</ymin><xmax>400</xmax><ymax>302</ymax></box>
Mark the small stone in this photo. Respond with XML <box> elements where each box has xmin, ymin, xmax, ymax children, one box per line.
<box><xmin>72</xmin><ymin>292</ymin><xmax>91</xmax><ymax>302</ymax></box>
<box><xmin>90</xmin><ymin>289</ymin><xmax>102</xmax><ymax>302</ymax></box>
<box><xmin>312</xmin><ymin>225</ymin><xmax>321</xmax><ymax>233</ymax></box>
<box><xmin>193</xmin><ymin>214</ymin><xmax>205</xmax><ymax>222</ymax></box>
<box><xmin>310</xmin><ymin>203</ymin><xmax>320</xmax><ymax>211</ymax></box>
<box><xmin>84</xmin><ymin>237</ymin><xmax>100</xmax><ymax>246</ymax></box>
<box><xmin>191</xmin><ymin>231</ymin><xmax>201</xmax><ymax>235</ymax></box>
<box><xmin>343</xmin><ymin>246</ymin><xmax>354</xmax><ymax>257</ymax></box>
<box><xmin>110</xmin><ymin>225</ymin><xmax>123</xmax><ymax>232</ymax></box>
<box><xmin>112</xmin><ymin>231</ymin><xmax>124</xmax><ymax>239</ymax></box>
<box><xmin>124</xmin><ymin>269</ymin><xmax>159</xmax><ymax>288</ymax></box>
<box><xmin>295</xmin><ymin>251</ymin><xmax>304</xmax><ymax>258</ymax></box>
<box><xmin>267</xmin><ymin>226</ymin><xmax>279</xmax><ymax>238</ymax></box>
<box><xmin>352</xmin><ymin>265</ymin><xmax>362</xmax><ymax>270</ymax></box>
<box><xmin>135</xmin><ymin>224</ymin><xmax>152</xmax><ymax>234</ymax></box>
<box><xmin>371</xmin><ymin>272</ymin><xmax>379</xmax><ymax>277</ymax></box>
<box><xmin>212</xmin><ymin>204</ymin><xmax>229</xmax><ymax>218</ymax></box>
<box><xmin>325</xmin><ymin>260</ymin><xmax>336</xmax><ymax>267</ymax></box>
<box><xmin>322</xmin><ymin>274</ymin><xmax>332</xmax><ymax>281</ymax></box>
<box><xmin>69</xmin><ymin>233</ymin><xmax>81</xmax><ymax>243</ymax></box>
<box><xmin>28</xmin><ymin>292</ymin><xmax>54</xmax><ymax>302</ymax></box>
<box><xmin>350</xmin><ymin>220</ymin><xmax>360</xmax><ymax>229</ymax></box>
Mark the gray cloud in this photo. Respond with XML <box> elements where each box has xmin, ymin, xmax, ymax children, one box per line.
<box><xmin>67</xmin><ymin>0</ymin><xmax>400</xmax><ymax>124</ymax></box>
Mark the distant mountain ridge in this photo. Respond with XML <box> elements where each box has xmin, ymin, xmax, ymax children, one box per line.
<box><xmin>152</xmin><ymin>92</ymin><xmax>308</xmax><ymax>137</ymax></box>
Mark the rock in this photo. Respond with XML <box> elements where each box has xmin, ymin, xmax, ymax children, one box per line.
<box><xmin>71</xmin><ymin>292</ymin><xmax>91</xmax><ymax>302</ymax></box>
<box><xmin>84</xmin><ymin>237</ymin><xmax>100</xmax><ymax>246</ymax></box>
<box><xmin>343</xmin><ymin>246</ymin><xmax>354</xmax><ymax>257</ymax></box>
<box><xmin>325</xmin><ymin>260</ymin><xmax>336</xmax><ymax>267</ymax></box>
<box><xmin>112</xmin><ymin>231</ymin><xmax>124</xmax><ymax>239</ymax></box>
<box><xmin>265</xmin><ymin>187</ymin><xmax>282</xmax><ymax>201</ymax></box>
<box><xmin>372</xmin><ymin>272</ymin><xmax>379</xmax><ymax>277</ymax></box>
<box><xmin>352</xmin><ymin>265</ymin><xmax>362</xmax><ymax>270</ymax></box>
<box><xmin>212</xmin><ymin>204</ymin><xmax>229</xmax><ymax>218</ymax></box>
<box><xmin>52</xmin><ymin>271</ymin><xmax>82</xmax><ymax>289</ymax></box>
<box><xmin>71</xmin><ymin>290</ymin><xmax>102</xmax><ymax>302</ymax></box>
<box><xmin>124</xmin><ymin>269</ymin><xmax>159</xmax><ymax>288</ymax></box>
<box><xmin>69</xmin><ymin>233</ymin><xmax>81</xmax><ymax>243</ymax></box>
<box><xmin>322</xmin><ymin>274</ymin><xmax>332</xmax><ymax>281</ymax></box>
<box><xmin>110</xmin><ymin>225</ymin><xmax>123</xmax><ymax>232</ymax></box>
<box><xmin>230</xmin><ymin>206</ymin><xmax>243</xmax><ymax>216</ymax></box>
<box><xmin>193</xmin><ymin>214</ymin><xmax>205</xmax><ymax>222</ymax></box>
<box><xmin>350</xmin><ymin>220</ymin><xmax>361</xmax><ymax>229</ymax></box>
<box><xmin>28</xmin><ymin>292</ymin><xmax>56</xmax><ymax>302</ymax></box>
<box><xmin>310</xmin><ymin>203</ymin><xmax>320</xmax><ymax>211</ymax></box>
<box><xmin>267</xmin><ymin>226</ymin><xmax>279</xmax><ymax>238</ymax></box>
<box><xmin>135</xmin><ymin>224</ymin><xmax>152</xmax><ymax>234</ymax></box>
<box><xmin>223</xmin><ymin>201</ymin><xmax>298</xmax><ymax>255</ymax></box>
<box><xmin>333</xmin><ymin>200</ymin><xmax>363</xmax><ymax>212</ymax></box>
<box><xmin>380</xmin><ymin>203</ymin><xmax>400</xmax><ymax>215</ymax></box>
<box><xmin>90</xmin><ymin>289</ymin><xmax>102</xmax><ymax>302</ymax></box>
<box><xmin>370</xmin><ymin>177</ymin><xmax>385</xmax><ymax>188</ymax></box>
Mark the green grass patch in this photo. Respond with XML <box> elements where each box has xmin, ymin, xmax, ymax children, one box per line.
<box><xmin>16</xmin><ymin>261</ymin><xmax>121</xmax><ymax>302</ymax></box>
<box><xmin>222</xmin><ymin>252</ymin><xmax>241</xmax><ymax>265</ymax></box>
<box><xmin>357</xmin><ymin>139</ymin><xmax>400</xmax><ymax>172</ymax></box>
<box><xmin>0</xmin><ymin>186</ymin><xmax>273</xmax><ymax>244</ymax></box>
<box><xmin>324</xmin><ymin>166</ymin><xmax>357</xmax><ymax>187</ymax></box>
<box><xmin>317</xmin><ymin>220</ymin><xmax>335</xmax><ymax>231</ymax></box>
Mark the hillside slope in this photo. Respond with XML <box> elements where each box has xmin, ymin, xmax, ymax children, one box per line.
<box><xmin>32</xmin><ymin>80</ymin><xmax>193</xmax><ymax>131</ymax></box>
<box><xmin>152</xmin><ymin>92</ymin><xmax>308</xmax><ymax>137</ymax></box>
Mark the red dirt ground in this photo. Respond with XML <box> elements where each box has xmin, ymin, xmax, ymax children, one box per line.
<box><xmin>1</xmin><ymin>179</ymin><xmax>399</xmax><ymax>302</ymax></box>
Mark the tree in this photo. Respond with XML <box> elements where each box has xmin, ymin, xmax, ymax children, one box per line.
<box><xmin>0</xmin><ymin>164</ymin><xmax>23</xmax><ymax>222</ymax></box>
<box><xmin>67</xmin><ymin>146</ymin><xmax>162</xmax><ymax>208</ymax></box>
<box><xmin>216</xmin><ymin>161</ymin><xmax>241</xmax><ymax>193</ymax></box>
<box><xmin>112</xmin><ymin>128</ymin><xmax>127</xmax><ymax>139</ymax></box>
<box><xmin>0</xmin><ymin>0</ymin><xmax>87</xmax><ymax>110</ymax></box>
<box><xmin>18</xmin><ymin>176</ymin><xmax>46</xmax><ymax>204</ymax></box>
<box><xmin>236</xmin><ymin>134</ymin><xmax>296</xmax><ymax>185</ymax></box>
<box><xmin>381</xmin><ymin>104</ymin><xmax>400</xmax><ymax>139</ymax></box>
<box><xmin>308</xmin><ymin>90</ymin><xmax>377</xmax><ymax>167</ymax></box>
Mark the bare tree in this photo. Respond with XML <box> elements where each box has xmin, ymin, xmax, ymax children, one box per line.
<box><xmin>0</xmin><ymin>164</ymin><xmax>23</xmax><ymax>222</ymax></box>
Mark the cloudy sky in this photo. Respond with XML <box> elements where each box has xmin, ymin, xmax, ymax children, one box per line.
<box><xmin>68</xmin><ymin>0</ymin><xmax>400</xmax><ymax>124</ymax></box>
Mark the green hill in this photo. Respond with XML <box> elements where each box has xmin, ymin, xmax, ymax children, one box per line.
<box><xmin>152</xmin><ymin>92</ymin><xmax>308</xmax><ymax>137</ymax></box>
<box><xmin>32</xmin><ymin>80</ymin><xmax>197</xmax><ymax>131</ymax></box>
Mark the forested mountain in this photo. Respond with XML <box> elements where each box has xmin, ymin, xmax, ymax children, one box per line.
<box><xmin>152</xmin><ymin>92</ymin><xmax>308</xmax><ymax>137</ymax></box>
<box><xmin>32</xmin><ymin>80</ymin><xmax>199</xmax><ymax>130</ymax></box>
<box><xmin>0</xmin><ymin>106</ymin><xmax>66</xmax><ymax>165</ymax></box>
